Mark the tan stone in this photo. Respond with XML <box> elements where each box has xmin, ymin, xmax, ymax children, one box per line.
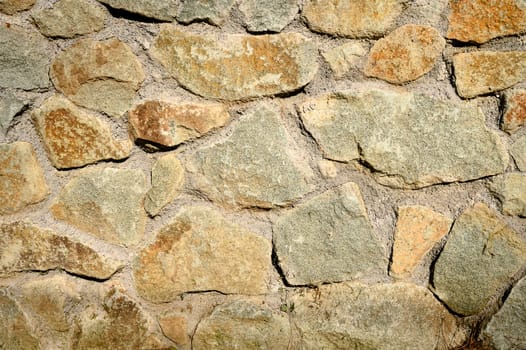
<box><xmin>322</xmin><ymin>42</ymin><xmax>367</xmax><ymax>78</ymax></box>
<box><xmin>159</xmin><ymin>316</ymin><xmax>188</xmax><ymax>345</ymax></box>
<box><xmin>390</xmin><ymin>206</ymin><xmax>452</xmax><ymax>279</ymax></box>
<box><xmin>145</xmin><ymin>154</ymin><xmax>184</xmax><ymax>216</ymax></box>
<box><xmin>0</xmin><ymin>142</ymin><xmax>49</xmax><ymax>215</ymax></box>
<box><xmin>0</xmin><ymin>0</ymin><xmax>35</xmax><ymax>14</ymax></box>
<box><xmin>511</xmin><ymin>135</ymin><xmax>526</xmax><ymax>171</ymax></box>
<box><xmin>33</xmin><ymin>95</ymin><xmax>132</xmax><ymax>169</ymax></box>
<box><xmin>133</xmin><ymin>206</ymin><xmax>271</xmax><ymax>302</ymax></box>
<box><xmin>502</xmin><ymin>89</ymin><xmax>526</xmax><ymax>134</ymax></box>
<box><xmin>447</xmin><ymin>0</ymin><xmax>526</xmax><ymax>44</ymax></box>
<box><xmin>177</xmin><ymin>0</ymin><xmax>235</xmax><ymax>25</ymax></box>
<box><xmin>0</xmin><ymin>293</ymin><xmax>39</xmax><ymax>350</ymax></box>
<box><xmin>453</xmin><ymin>51</ymin><xmax>526</xmax><ymax>98</ymax></box>
<box><xmin>364</xmin><ymin>24</ymin><xmax>445</xmax><ymax>84</ymax></box>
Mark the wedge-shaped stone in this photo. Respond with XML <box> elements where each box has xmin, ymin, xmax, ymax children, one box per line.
<box><xmin>322</xmin><ymin>42</ymin><xmax>367</xmax><ymax>78</ymax></box>
<box><xmin>50</xmin><ymin>38</ymin><xmax>145</xmax><ymax>117</ymax></box>
<box><xmin>177</xmin><ymin>0</ymin><xmax>235</xmax><ymax>25</ymax></box>
<box><xmin>502</xmin><ymin>89</ymin><xmax>526</xmax><ymax>134</ymax></box>
<box><xmin>0</xmin><ymin>0</ymin><xmax>35</xmax><ymax>14</ymax></box>
<box><xmin>33</xmin><ymin>95</ymin><xmax>132</xmax><ymax>169</ymax></box>
<box><xmin>0</xmin><ymin>92</ymin><xmax>25</xmax><ymax>136</ymax></box>
<box><xmin>151</xmin><ymin>26</ymin><xmax>318</xmax><ymax>100</ymax></box>
<box><xmin>0</xmin><ymin>293</ymin><xmax>39</xmax><ymax>350</ymax></box>
<box><xmin>51</xmin><ymin>168</ymin><xmax>147</xmax><ymax>246</ymax></box>
<box><xmin>145</xmin><ymin>154</ymin><xmax>184</xmax><ymax>216</ymax></box>
<box><xmin>511</xmin><ymin>135</ymin><xmax>526</xmax><ymax>171</ymax></box>
<box><xmin>274</xmin><ymin>182</ymin><xmax>387</xmax><ymax>285</ymax></box>
<box><xmin>490</xmin><ymin>173</ymin><xmax>526</xmax><ymax>217</ymax></box>
<box><xmin>299</xmin><ymin>89</ymin><xmax>508</xmax><ymax>189</ymax></box>
<box><xmin>433</xmin><ymin>203</ymin><xmax>526</xmax><ymax>315</ymax></box>
<box><xmin>97</xmin><ymin>0</ymin><xmax>178</xmax><ymax>21</ymax></box>
<box><xmin>239</xmin><ymin>0</ymin><xmax>298</xmax><ymax>33</ymax></box>
<box><xmin>134</xmin><ymin>206</ymin><xmax>271</xmax><ymax>302</ymax></box>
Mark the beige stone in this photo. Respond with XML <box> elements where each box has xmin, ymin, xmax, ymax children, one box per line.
<box><xmin>511</xmin><ymin>135</ymin><xmax>526</xmax><ymax>171</ymax></box>
<box><xmin>177</xmin><ymin>0</ymin><xmax>235</xmax><ymax>25</ymax></box>
<box><xmin>490</xmin><ymin>173</ymin><xmax>526</xmax><ymax>217</ymax></box>
<box><xmin>0</xmin><ymin>293</ymin><xmax>39</xmax><ymax>350</ymax></box>
<box><xmin>322</xmin><ymin>42</ymin><xmax>367</xmax><ymax>78</ymax></box>
<box><xmin>502</xmin><ymin>89</ymin><xmax>526</xmax><ymax>134</ymax></box>
<box><xmin>145</xmin><ymin>154</ymin><xmax>184</xmax><ymax>216</ymax></box>
<box><xmin>0</xmin><ymin>0</ymin><xmax>35</xmax><ymax>14</ymax></box>
<box><xmin>158</xmin><ymin>316</ymin><xmax>188</xmax><ymax>345</ymax></box>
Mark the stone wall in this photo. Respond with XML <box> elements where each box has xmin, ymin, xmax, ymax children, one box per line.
<box><xmin>1</xmin><ymin>0</ymin><xmax>526</xmax><ymax>349</ymax></box>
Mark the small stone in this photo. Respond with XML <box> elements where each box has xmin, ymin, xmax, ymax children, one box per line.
<box><xmin>133</xmin><ymin>206</ymin><xmax>271</xmax><ymax>302</ymax></box>
<box><xmin>188</xmin><ymin>103</ymin><xmax>312</xmax><ymax>208</ymax></box>
<box><xmin>364</xmin><ymin>24</ymin><xmax>445</xmax><ymax>84</ymax></box>
<box><xmin>447</xmin><ymin>0</ymin><xmax>526</xmax><ymax>44</ymax></box>
<box><xmin>0</xmin><ymin>293</ymin><xmax>39</xmax><ymax>350</ymax></box>
<box><xmin>453</xmin><ymin>51</ymin><xmax>526</xmax><ymax>98</ymax></box>
<box><xmin>0</xmin><ymin>92</ymin><xmax>25</xmax><ymax>136</ymax></box>
<box><xmin>51</xmin><ymin>168</ymin><xmax>147</xmax><ymax>246</ymax></box>
<box><xmin>128</xmin><ymin>100</ymin><xmax>230</xmax><ymax>147</ymax></box>
<box><xmin>390</xmin><ymin>206</ymin><xmax>452</xmax><ymax>279</ymax></box>
<box><xmin>177</xmin><ymin>0</ymin><xmax>235</xmax><ymax>25</ymax></box>
<box><xmin>50</xmin><ymin>38</ymin><xmax>145</xmax><ymax>117</ymax></box>
<box><xmin>0</xmin><ymin>142</ymin><xmax>49</xmax><ymax>215</ymax></box>
<box><xmin>239</xmin><ymin>0</ymin><xmax>298</xmax><ymax>33</ymax></box>
<box><xmin>151</xmin><ymin>25</ymin><xmax>318</xmax><ymax>100</ymax></box>
<box><xmin>32</xmin><ymin>95</ymin><xmax>132</xmax><ymax>169</ymax></box>
<box><xmin>322</xmin><ymin>42</ymin><xmax>367</xmax><ymax>78</ymax></box>
<box><xmin>302</xmin><ymin>0</ymin><xmax>403</xmax><ymax>38</ymax></box>
<box><xmin>97</xmin><ymin>0</ymin><xmax>178</xmax><ymax>21</ymax></box>
<box><xmin>274</xmin><ymin>182</ymin><xmax>387</xmax><ymax>285</ymax></box>
<box><xmin>159</xmin><ymin>315</ymin><xmax>188</xmax><ymax>345</ymax></box>
<box><xmin>318</xmin><ymin>159</ymin><xmax>338</xmax><ymax>178</ymax></box>
<box><xmin>490</xmin><ymin>173</ymin><xmax>526</xmax><ymax>217</ymax></box>
<box><xmin>433</xmin><ymin>203</ymin><xmax>526</xmax><ymax>316</ymax></box>
<box><xmin>502</xmin><ymin>89</ymin><xmax>526</xmax><ymax>134</ymax></box>
<box><xmin>145</xmin><ymin>154</ymin><xmax>184</xmax><ymax>216</ymax></box>
<box><xmin>0</xmin><ymin>0</ymin><xmax>35</xmax><ymax>14</ymax></box>
<box><xmin>511</xmin><ymin>135</ymin><xmax>526</xmax><ymax>171</ymax></box>
<box><xmin>193</xmin><ymin>301</ymin><xmax>290</xmax><ymax>350</ymax></box>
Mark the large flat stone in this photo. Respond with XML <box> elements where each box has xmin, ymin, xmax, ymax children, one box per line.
<box><xmin>97</xmin><ymin>0</ymin><xmax>178</xmax><ymax>21</ymax></box>
<box><xmin>177</xmin><ymin>0</ymin><xmax>235</xmax><ymax>25</ymax></box>
<box><xmin>145</xmin><ymin>154</ymin><xmax>184</xmax><ymax>216</ymax></box>
<box><xmin>239</xmin><ymin>0</ymin><xmax>298</xmax><ymax>33</ymax></box>
<box><xmin>490</xmin><ymin>173</ymin><xmax>526</xmax><ymax>217</ymax></box>
<box><xmin>0</xmin><ymin>293</ymin><xmax>39</xmax><ymax>350</ymax></box>
<box><xmin>0</xmin><ymin>0</ymin><xmax>35</xmax><ymax>14</ymax></box>
<box><xmin>502</xmin><ymin>89</ymin><xmax>526</xmax><ymax>134</ymax></box>
<box><xmin>0</xmin><ymin>92</ymin><xmax>25</xmax><ymax>136</ymax></box>
<box><xmin>511</xmin><ymin>135</ymin><xmax>526</xmax><ymax>171</ymax></box>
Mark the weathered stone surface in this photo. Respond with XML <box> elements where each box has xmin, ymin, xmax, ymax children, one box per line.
<box><xmin>302</xmin><ymin>0</ymin><xmax>402</xmax><ymax>38</ymax></box>
<box><xmin>32</xmin><ymin>95</ymin><xmax>132</xmax><ymax>169</ymax></box>
<box><xmin>151</xmin><ymin>25</ymin><xmax>318</xmax><ymax>100</ymax></box>
<box><xmin>128</xmin><ymin>100</ymin><xmax>230</xmax><ymax>147</ymax></box>
<box><xmin>390</xmin><ymin>206</ymin><xmax>452</xmax><ymax>279</ymax></box>
<box><xmin>433</xmin><ymin>203</ymin><xmax>526</xmax><ymax>316</ymax></box>
<box><xmin>0</xmin><ymin>142</ymin><xmax>49</xmax><ymax>215</ymax></box>
<box><xmin>239</xmin><ymin>0</ymin><xmax>298</xmax><ymax>33</ymax></box>
<box><xmin>322</xmin><ymin>42</ymin><xmax>367</xmax><ymax>78</ymax></box>
<box><xmin>51</xmin><ymin>167</ymin><xmax>147</xmax><ymax>246</ymax></box>
<box><xmin>193</xmin><ymin>301</ymin><xmax>290</xmax><ymax>350</ymax></box>
<box><xmin>188</xmin><ymin>104</ymin><xmax>312</xmax><ymax>208</ymax></box>
<box><xmin>502</xmin><ymin>89</ymin><xmax>526</xmax><ymax>134</ymax></box>
<box><xmin>299</xmin><ymin>89</ymin><xmax>508</xmax><ymax>189</ymax></box>
<box><xmin>33</xmin><ymin>0</ymin><xmax>107</xmax><ymax>38</ymax></box>
<box><xmin>97</xmin><ymin>0</ymin><xmax>178</xmax><ymax>21</ymax></box>
<box><xmin>145</xmin><ymin>154</ymin><xmax>184</xmax><ymax>216</ymax></box>
<box><xmin>447</xmin><ymin>0</ymin><xmax>526</xmax><ymax>44</ymax></box>
<box><xmin>490</xmin><ymin>173</ymin><xmax>526</xmax><ymax>217</ymax></box>
<box><xmin>159</xmin><ymin>315</ymin><xmax>188</xmax><ymax>345</ymax></box>
<box><xmin>511</xmin><ymin>135</ymin><xmax>526</xmax><ymax>171</ymax></box>
<box><xmin>50</xmin><ymin>38</ymin><xmax>145</xmax><ymax>117</ymax></box>
<box><xmin>0</xmin><ymin>92</ymin><xmax>25</xmax><ymax>136</ymax></box>
<box><xmin>0</xmin><ymin>25</ymin><xmax>50</xmax><ymax>89</ymax></box>
<box><xmin>0</xmin><ymin>293</ymin><xmax>39</xmax><ymax>350</ymax></box>
<box><xmin>274</xmin><ymin>182</ymin><xmax>387</xmax><ymax>285</ymax></box>
<box><xmin>364</xmin><ymin>24</ymin><xmax>445</xmax><ymax>84</ymax></box>
<box><xmin>0</xmin><ymin>0</ymin><xmax>35</xmax><ymax>14</ymax></box>
<box><xmin>134</xmin><ymin>206</ymin><xmax>271</xmax><ymax>302</ymax></box>
<box><xmin>291</xmin><ymin>282</ymin><xmax>465</xmax><ymax>350</ymax></box>
<box><xmin>177</xmin><ymin>0</ymin><xmax>235</xmax><ymax>25</ymax></box>
<box><xmin>453</xmin><ymin>51</ymin><xmax>526</xmax><ymax>98</ymax></box>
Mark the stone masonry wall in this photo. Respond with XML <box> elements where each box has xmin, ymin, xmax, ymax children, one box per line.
<box><xmin>1</xmin><ymin>0</ymin><xmax>526</xmax><ymax>349</ymax></box>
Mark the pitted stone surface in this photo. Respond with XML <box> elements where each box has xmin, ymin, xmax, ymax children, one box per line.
<box><xmin>322</xmin><ymin>42</ymin><xmax>367</xmax><ymax>78</ymax></box>
<box><xmin>0</xmin><ymin>0</ymin><xmax>35</xmax><ymax>14</ymax></box>
<box><xmin>490</xmin><ymin>173</ymin><xmax>526</xmax><ymax>217</ymax></box>
<box><xmin>511</xmin><ymin>135</ymin><xmax>526</xmax><ymax>171</ymax></box>
<box><xmin>239</xmin><ymin>0</ymin><xmax>298</xmax><ymax>33</ymax></box>
<box><xmin>0</xmin><ymin>92</ymin><xmax>25</xmax><ymax>136</ymax></box>
<box><xmin>97</xmin><ymin>0</ymin><xmax>178</xmax><ymax>21</ymax></box>
<box><xmin>145</xmin><ymin>154</ymin><xmax>184</xmax><ymax>216</ymax></box>
<box><xmin>177</xmin><ymin>0</ymin><xmax>235</xmax><ymax>25</ymax></box>
<box><xmin>502</xmin><ymin>89</ymin><xmax>526</xmax><ymax>134</ymax></box>
<box><xmin>0</xmin><ymin>293</ymin><xmax>39</xmax><ymax>350</ymax></box>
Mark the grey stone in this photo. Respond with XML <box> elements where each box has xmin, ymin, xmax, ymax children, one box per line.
<box><xmin>490</xmin><ymin>173</ymin><xmax>526</xmax><ymax>217</ymax></box>
<box><xmin>177</xmin><ymin>0</ymin><xmax>235</xmax><ymax>25</ymax></box>
<box><xmin>97</xmin><ymin>0</ymin><xmax>178</xmax><ymax>21</ymax></box>
<box><xmin>273</xmin><ymin>182</ymin><xmax>387</xmax><ymax>285</ymax></box>
<box><xmin>511</xmin><ymin>135</ymin><xmax>526</xmax><ymax>171</ymax></box>
<box><xmin>145</xmin><ymin>154</ymin><xmax>184</xmax><ymax>216</ymax></box>
<box><xmin>322</xmin><ymin>42</ymin><xmax>367</xmax><ymax>78</ymax></box>
<box><xmin>0</xmin><ymin>93</ymin><xmax>25</xmax><ymax>136</ymax></box>
<box><xmin>239</xmin><ymin>0</ymin><xmax>298</xmax><ymax>33</ymax></box>
<box><xmin>0</xmin><ymin>293</ymin><xmax>39</xmax><ymax>350</ymax></box>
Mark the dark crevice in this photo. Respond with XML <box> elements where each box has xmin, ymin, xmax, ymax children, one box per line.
<box><xmin>19</xmin><ymin>268</ymin><xmax>118</xmax><ymax>282</ymax></box>
<box><xmin>271</xmin><ymin>243</ymin><xmax>294</xmax><ymax>288</ymax></box>
<box><xmin>104</xmin><ymin>6</ymin><xmax>167</xmax><ymax>23</ymax></box>
<box><xmin>134</xmin><ymin>138</ymin><xmax>179</xmax><ymax>153</ymax></box>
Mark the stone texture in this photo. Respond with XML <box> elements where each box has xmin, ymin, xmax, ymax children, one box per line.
<box><xmin>128</xmin><ymin>100</ymin><xmax>230</xmax><ymax>147</ymax></box>
<box><xmin>453</xmin><ymin>51</ymin><xmax>526</xmax><ymax>98</ymax></box>
<box><xmin>0</xmin><ymin>92</ymin><xmax>25</xmax><ymax>136</ymax></box>
<box><xmin>133</xmin><ymin>206</ymin><xmax>271</xmax><ymax>302</ymax></box>
<box><xmin>0</xmin><ymin>24</ymin><xmax>50</xmax><ymax>89</ymax></box>
<box><xmin>239</xmin><ymin>0</ymin><xmax>298</xmax><ymax>33</ymax></box>
<box><xmin>502</xmin><ymin>89</ymin><xmax>526</xmax><ymax>134</ymax></box>
<box><xmin>322</xmin><ymin>42</ymin><xmax>367</xmax><ymax>78</ymax></box>
<box><xmin>0</xmin><ymin>142</ymin><xmax>49</xmax><ymax>215</ymax></box>
<box><xmin>299</xmin><ymin>89</ymin><xmax>508</xmax><ymax>189</ymax></box>
<box><xmin>291</xmin><ymin>282</ymin><xmax>465</xmax><ymax>350</ymax></box>
<box><xmin>490</xmin><ymin>173</ymin><xmax>526</xmax><ymax>217</ymax></box>
<box><xmin>145</xmin><ymin>154</ymin><xmax>184</xmax><ymax>216</ymax></box>
<box><xmin>0</xmin><ymin>0</ymin><xmax>35</xmax><ymax>14</ymax></box>
<box><xmin>364</xmin><ymin>24</ymin><xmax>445</xmax><ymax>84</ymax></box>
<box><xmin>511</xmin><ymin>135</ymin><xmax>526</xmax><ymax>171</ymax></box>
<box><xmin>274</xmin><ymin>182</ymin><xmax>387</xmax><ymax>285</ymax></box>
<box><xmin>188</xmin><ymin>103</ymin><xmax>312</xmax><ymax>208</ymax></box>
<box><xmin>447</xmin><ymin>0</ymin><xmax>526</xmax><ymax>44</ymax></box>
<box><xmin>302</xmin><ymin>0</ymin><xmax>403</xmax><ymax>38</ymax></box>
<box><xmin>177</xmin><ymin>0</ymin><xmax>235</xmax><ymax>25</ymax></box>
<box><xmin>32</xmin><ymin>95</ymin><xmax>132</xmax><ymax>169</ymax></box>
<box><xmin>193</xmin><ymin>301</ymin><xmax>290</xmax><ymax>350</ymax></box>
<box><xmin>50</xmin><ymin>38</ymin><xmax>145</xmax><ymax>117</ymax></box>
<box><xmin>159</xmin><ymin>315</ymin><xmax>188</xmax><ymax>345</ymax></box>
<box><xmin>433</xmin><ymin>203</ymin><xmax>526</xmax><ymax>316</ymax></box>
<box><xmin>151</xmin><ymin>25</ymin><xmax>318</xmax><ymax>100</ymax></box>
<box><xmin>97</xmin><ymin>0</ymin><xmax>178</xmax><ymax>21</ymax></box>
<box><xmin>0</xmin><ymin>293</ymin><xmax>39</xmax><ymax>350</ymax></box>
<box><xmin>51</xmin><ymin>167</ymin><xmax>148</xmax><ymax>246</ymax></box>
<box><xmin>390</xmin><ymin>206</ymin><xmax>452</xmax><ymax>279</ymax></box>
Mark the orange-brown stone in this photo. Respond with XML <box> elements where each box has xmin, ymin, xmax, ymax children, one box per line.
<box><xmin>0</xmin><ymin>0</ymin><xmax>35</xmax><ymax>14</ymax></box>
<box><xmin>502</xmin><ymin>89</ymin><xmax>526</xmax><ymax>134</ymax></box>
<box><xmin>158</xmin><ymin>316</ymin><xmax>188</xmax><ymax>345</ymax></box>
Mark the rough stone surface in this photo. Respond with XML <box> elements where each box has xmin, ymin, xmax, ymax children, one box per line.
<box><xmin>0</xmin><ymin>0</ymin><xmax>35</xmax><ymax>14</ymax></box>
<box><xmin>291</xmin><ymin>282</ymin><xmax>465</xmax><ymax>350</ymax></box>
<box><xmin>322</xmin><ymin>42</ymin><xmax>367</xmax><ymax>78</ymax></box>
<box><xmin>0</xmin><ymin>142</ymin><xmax>49</xmax><ymax>215</ymax></box>
<box><xmin>133</xmin><ymin>206</ymin><xmax>271</xmax><ymax>302</ymax></box>
<box><xmin>302</xmin><ymin>0</ymin><xmax>402</xmax><ymax>38</ymax></box>
<box><xmin>273</xmin><ymin>182</ymin><xmax>387</xmax><ymax>285</ymax></box>
<box><xmin>128</xmin><ymin>100</ymin><xmax>230</xmax><ymax>147</ymax></box>
<box><xmin>177</xmin><ymin>0</ymin><xmax>235</xmax><ymax>25</ymax></box>
<box><xmin>490</xmin><ymin>173</ymin><xmax>526</xmax><ymax>217</ymax></box>
<box><xmin>159</xmin><ymin>315</ymin><xmax>188</xmax><ymax>345</ymax></box>
<box><xmin>0</xmin><ymin>24</ymin><xmax>50</xmax><ymax>89</ymax></box>
<box><xmin>151</xmin><ymin>25</ymin><xmax>318</xmax><ymax>100</ymax></box>
<box><xmin>447</xmin><ymin>0</ymin><xmax>526</xmax><ymax>44</ymax></box>
<box><xmin>50</xmin><ymin>38</ymin><xmax>145</xmax><ymax>117</ymax></box>
<box><xmin>97</xmin><ymin>0</ymin><xmax>178</xmax><ymax>21</ymax></box>
<box><xmin>239</xmin><ymin>0</ymin><xmax>298</xmax><ymax>33</ymax></box>
<box><xmin>32</xmin><ymin>95</ymin><xmax>132</xmax><ymax>169</ymax></box>
<box><xmin>51</xmin><ymin>167</ymin><xmax>148</xmax><ymax>246</ymax></box>
<box><xmin>453</xmin><ymin>51</ymin><xmax>526</xmax><ymax>98</ymax></box>
<box><xmin>390</xmin><ymin>206</ymin><xmax>452</xmax><ymax>279</ymax></box>
<box><xmin>188</xmin><ymin>103</ymin><xmax>312</xmax><ymax>208</ymax></box>
<box><xmin>502</xmin><ymin>89</ymin><xmax>526</xmax><ymax>134</ymax></box>
<box><xmin>433</xmin><ymin>203</ymin><xmax>526</xmax><ymax>316</ymax></box>
<box><xmin>193</xmin><ymin>301</ymin><xmax>290</xmax><ymax>350</ymax></box>
<box><xmin>364</xmin><ymin>24</ymin><xmax>445</xmax><ymax>84</ymax></box>
<box><xmin>0</xmin><ymin>92</ymin><xmax>25</xmax><ymax>136</ymax></box>
<box><xmin>299</xmin><ymin>89</ymin><xmax>508</xmax><ymax>189</ymax></box>
<box><xmin>145</xmin><ymin>154</ymin><xmax>184</xmax><ymax>216</ymax></box>
<box><xmin>511</xmin><ymin>135</ymin><xmax>526</xmax><ymax>171</ymax></box>
<box><xmin>0</xmin><ymin>293</ymin><xmax>39</xmax><ymax>350</ymax></box>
